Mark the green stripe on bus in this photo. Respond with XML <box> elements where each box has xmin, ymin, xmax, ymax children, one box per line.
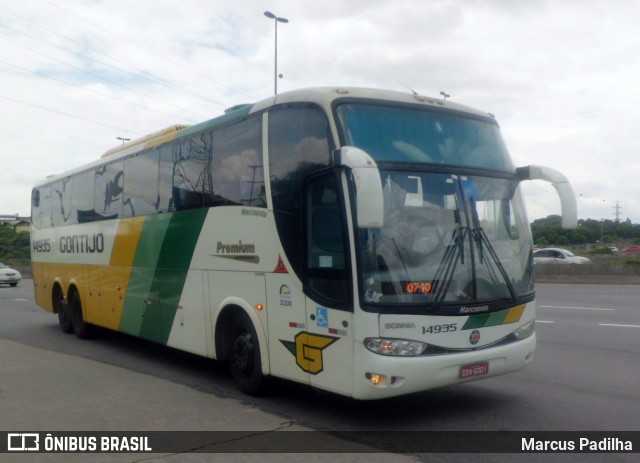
<box><xmin>462</xmin><ymin>309</ymin><xmax>508</xmax><ymax>330</ymax></box>
<box><xmin>119</xmin><ymin>214</ymin><xmax>172</xmax><ymax>337</ymax></box>
<box><xmin>142</xmin><ymin>209</ymin><xmax>208</xmax><ymax>344</ymax></box>
<box><xmin>119</xmin><ymin>209</ymin><xmax>207</xmax><ymax>344</ymax></box>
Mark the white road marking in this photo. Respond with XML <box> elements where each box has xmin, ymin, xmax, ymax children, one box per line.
<box><xmin>598</xmin><ymin>323</ymin><xmax>640</xmax><ymax>329</ymax></box>
<box><xmin>538</xmin><ymin>305</ymin><xmax>614</xmax><ymax>311</ymax></box>
<box><xmin>536</xmin><ymin>320</ymin><xmax>555</xmax><ymax>324</ymax></box>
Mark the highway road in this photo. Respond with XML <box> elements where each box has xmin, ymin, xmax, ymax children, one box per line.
<box><xmin>0</xmin><ymin>280</ymin><xmax>638</xmax><ymax>462</ymax></box>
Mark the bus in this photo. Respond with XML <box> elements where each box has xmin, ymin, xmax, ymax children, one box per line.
<box><xmin>31</xmin><ymin>87</ymin><xmax>576</xmax><ymax>400</ymax></box>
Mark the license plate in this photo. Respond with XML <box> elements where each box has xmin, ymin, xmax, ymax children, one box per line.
<box><xmin>460</xmin><ymin>362</ymin><xmax>489</xmax><ymax>378</ymax></box>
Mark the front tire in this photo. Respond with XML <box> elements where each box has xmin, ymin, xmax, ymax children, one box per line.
<box><xmin>229</xmin><ymin>313</ymin><xmax>264</xmax><ymax>395</ymax></box>
<box><xmin>70</xmin><ymin>291</ymin><xmax>93</xmax><ymax>339</ymax></box>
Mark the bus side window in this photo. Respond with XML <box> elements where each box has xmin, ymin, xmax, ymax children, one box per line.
<box><xmin>123</xmin><ymin>150</ymin><xmax>160</xmax><ymax>217</ymax></box>
<box><xmin>51</xmin><ymin>178</ymin><xmax>73</xmax><ymax>227</ymax></box>
<box><xmin>268</xmin><ymin>105</ymin><xmax>332</xmax><ymax>277</ymax></box>
<box><xmin>307</xmin><ymin>178</ymin><xmax>345</xmax><ymax>269</ymax></box>
<box><xmin>94</xmin><ymin>160</ymin><xmax>124</xmax><ymax>220</ymax></box>
<box><xmin>305</xmin><ymin>173</ymin><xmax>349</xmax><ymax>307</ymax></box>
<box><xmin>172</xmin><ymin>133</ymin><xmax>212</xmax><ymax>211</ymax></box>
<box><xmin>32</xmin><ymin>185</ymin><xmax>52</xmax><ymax>229</ymax></box>
<box><xmin>72</xmin><ymin>169</ymin><xmax>95</xmax><ymax>223</ymax></box>
<box><xmin>212</xmin><ymin>116</ymin><xmax>264</xmax><ymax>207</ymax></box>
<box><xmin>158</xmin><ymin>146</ymin><xmax>174</xmax><ymax>212</ymax></box>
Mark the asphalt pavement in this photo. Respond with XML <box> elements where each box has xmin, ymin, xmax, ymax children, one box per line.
<box><xmin>2</xmin><ymin>280</ymin><xmax>639</xmax><ymax>463</ymax></box>
<box><xmin>0</xmin><ymin>281</ymin><xmax>420</xmax><ymax>462</ymax></box>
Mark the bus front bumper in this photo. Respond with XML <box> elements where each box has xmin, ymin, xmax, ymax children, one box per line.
<box><xmin>351</xmin><ymin>334</ymin><xmax>536</xmax><ymax>400</ymax></box>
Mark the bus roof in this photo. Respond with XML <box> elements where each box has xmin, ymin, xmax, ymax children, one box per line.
<box><xmin>34</xmin><ymin>87</ymin><xmax>497</xmax><ymax>187</ymax></box>
<box><xmin>251</xmin><ymin>86</ymin><xmax>495</xmax><ymax>120</ymax></box>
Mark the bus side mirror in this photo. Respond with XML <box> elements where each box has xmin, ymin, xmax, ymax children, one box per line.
<box><xmin>516</xmin><ymin>165</ymin><xmax>577</xmax><ymax>229</ymax></box>
<box><xmin>337</xmin><ymin>146</ymin><xmax>384</xmax><ymax>228</ymax></box>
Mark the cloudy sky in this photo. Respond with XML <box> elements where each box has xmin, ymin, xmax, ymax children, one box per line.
<box><xmin>2</xmin><ymin>0</ymin><xmax>638</xmax><ymax>223</ymax></box>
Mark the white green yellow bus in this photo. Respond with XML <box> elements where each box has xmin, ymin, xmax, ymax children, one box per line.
<box><xmin>31</xmin><ymin>87</ymin><xmax>576</xmax><ymax>400</ymax></box>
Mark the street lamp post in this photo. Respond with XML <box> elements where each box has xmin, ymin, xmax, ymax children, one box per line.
<box><xmin>264</xmin><ymin>11</ymin><xmax>288</xmax><ymax>95</ymax></box>
<box><xmin>117</xmin><ymin>137</ymin><xmax>130</xmax><ymax>145</ymax></box>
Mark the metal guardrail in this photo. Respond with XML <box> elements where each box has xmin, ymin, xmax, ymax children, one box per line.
<box><xmin>534</xmin><ymin>262</ymin><xmax>640</xmax><ymax>284</ymax></box>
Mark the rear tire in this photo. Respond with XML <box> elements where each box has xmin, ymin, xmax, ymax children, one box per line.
<box><xmin>229</xmin><ymin>313</ymin><xmax>264</xmax><ymax>396</ymax></box>
<box><xmin>70</xmin><ymin>291</ymin><xmax>93</xmax><ymax>339</ymax></box>
<box><xmin>56</xmin><ymin>293</ymin><xmax>74</xmax><ymax>334</ymax></box>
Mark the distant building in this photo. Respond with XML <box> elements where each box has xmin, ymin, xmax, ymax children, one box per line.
<box><xmin>0</xmin><ymin>215</ymin><xmax>31</xmax><ymax>233</ymax></box>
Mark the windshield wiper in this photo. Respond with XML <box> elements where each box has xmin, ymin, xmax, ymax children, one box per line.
<box><xmin>429</xmin><ymin>210</ymin><xmax>466</xmax><ymax>308</ymax></box>
<box><xmin>391</xmin><ymin>238</ymin><xmax>411</xmax><ymax>283</ymax></box>
<box><xmin>469</xmin><ymin>197</ymin><xmax>517</xmax><ymax>301</ymax></box>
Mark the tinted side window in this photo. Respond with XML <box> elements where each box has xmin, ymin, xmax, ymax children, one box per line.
<box><xmin>268</xmin><ymin>106</ymin><xmax>332</xmax><ymax>277</ymax></box>
<box><xmin>51</xmin><ymin>177</ymin><xmax>73</xmax><ymax>227</ymax></box>
<box><xmin>172</xmin><ymin>132</ymin><xmax>213</xmax><ymax>210</ymax></box>
<box><xmin>158</xmin><ymin>145</ymin><xmax>174</xmax><ymax>213</ymax></box>
<box><xmin>123</xmin><ymin>150</ymin><xmax>160</xmax><ymax>217</ymax></box>
<box><xmin>94</xmin><ymin>160</ymin><xmax>124</xmax><ymax>220</ymax></box>
<box><xmin>306</xmin><ymin>173</ymin><xmax>349</xmax><ymax>306</ymax></box>
<box><xmin>32</xmin><ymin>185</ymin><xmax>52</xmax><ymax>229</ymax></box>
<box><xmin>73</xmin><ymin>169</ymin><xmax>95</xmax><ymax>223</ymax></box>
<box><xmin>212</xmin><ymin>116</ymin><xmax>264</xmax><ymax>207</ymax></box>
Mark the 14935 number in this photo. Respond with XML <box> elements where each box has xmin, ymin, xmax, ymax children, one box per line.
<box><xmin>422</xmin><ymin>323</ymin><xmax>457</xmax><ymax>334</ymax></box>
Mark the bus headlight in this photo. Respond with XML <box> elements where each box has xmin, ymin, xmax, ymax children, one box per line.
<box><xmin>512</xmin><ymin>320</ymin><xmax>535</xmax><ymax>340</ymax></box>
<box><xmin>364</xmin><ymin>338</ymin><xmax>428</xmax><ymax>356</ymax></box>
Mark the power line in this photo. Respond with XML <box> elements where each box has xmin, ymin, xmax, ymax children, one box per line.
<box><xmin>1</xmin><ymin>59</ymin><xmax>199</xmax><ymax>123</ymax></box>
<box><xmin>43</xmin><ymin>0</ymin><xmax>260</xmax><ymax>101</ymax></box>
<box><xmin>132</xmin><ymin>3</ymin><xmax>274</xmax><ymax>78</ymax></box>
<box><xmin>0</xmin><ymin>7</ymin><xmax>233</xmax><ymax>109</ymax></box>
<box><xmin>0</xmin><ymin>34</ymin><xmax>209</xmax><ymax>120</ymax></box>
<box><xmin>0</xmin><ymin>95</ymin><xmax>142</xmax><ymax>135</ymax></box>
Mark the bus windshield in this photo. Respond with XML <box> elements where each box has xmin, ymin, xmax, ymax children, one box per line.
<box><xmin>356</xmin><ymin>171</ymin><xmax>533</xmax><ymax>308</ymax></box>
<box><xmin>336</xmin><ymin>102</ymin><xmax>513</xmax><ymax>171</ymax></box>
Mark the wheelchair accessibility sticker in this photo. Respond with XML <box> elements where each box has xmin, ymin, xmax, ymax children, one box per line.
<box><xmin>316</xmin><ymin>307</ymin><xmax>328</xmax><ymax>328</ymax></box>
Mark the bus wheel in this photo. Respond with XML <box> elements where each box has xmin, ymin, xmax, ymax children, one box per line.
<box><xmin>229</xmin><ymin>314</ymin><xmax>264</xmax><ymax>395</ymax></box>
<box><xmin>56</xmin><ymin>294</ymin><xmax>74</xmax><ymax>334</ymax></box>
<box><xmin>70</xmin><ymin>291</ymin><xmax>93</xmax><ymax>339</ymax></box>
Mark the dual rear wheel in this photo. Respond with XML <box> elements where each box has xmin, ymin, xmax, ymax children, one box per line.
<box><xmin>55</xmin><ymin>289</ymin><xmax>93</xmax><ymax>339</ymax></box>
<box><xmin>54</xmin><ymin>289</ymin><xmax>263</xmax><ymax>394</ymax></box>
<box><xmin>56</xmin><ymin>291</ymin><xmax>73</xmax><ymax>334</ymax></box>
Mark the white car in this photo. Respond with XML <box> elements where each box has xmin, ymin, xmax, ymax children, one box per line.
<box><xmin>0</xmin><ymin>262</ymin><xmax>22</xmax><ymax>287</ymax></box>
<box><xmin>533</xmin><ymin>248</ymin><xmax>591</xmax><ymax>264</ymax></box>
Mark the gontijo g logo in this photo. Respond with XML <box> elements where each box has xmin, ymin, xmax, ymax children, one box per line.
<box><xmin>280</xmin><ymin>332</ymin><xmax>338</xmax><ymax>374</ymax></box>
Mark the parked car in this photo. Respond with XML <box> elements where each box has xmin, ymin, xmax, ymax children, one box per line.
<box><xmin>623</xmin><ymin>246</ymin><xmax>640</xmax><ymax>252</ymax></box>
<box><xmin>0</xmin><ymin>262</ymin><xmax>21</xmax><ymax>287</ymax></box>
<box><xmin>533</xmin><ymin>248</ymin><xmax>591</xmax><ymax>264</ymax></box>
<box><xmin>607</xmin><ymin>246</ymin><xmax>619</xmax><ymax>253</ymax></box>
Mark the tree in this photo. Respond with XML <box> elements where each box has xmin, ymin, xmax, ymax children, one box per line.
<box><xmin>0</xmin><ymin>226</ymin><xmax>30</xmax><ymax>260</ymax></box>
<box><xmin>530</xmin><ymin>215</ymin><xmax>640</xmax><ymax>246</ymax></box>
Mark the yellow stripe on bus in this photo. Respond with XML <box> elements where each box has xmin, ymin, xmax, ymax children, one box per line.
<box><xmin>503</xmin><ymin>304</ymin><xmax>526</xmax><ymax>324</ymax></box>
<box><xmin>110</xmin><ymin>217</ymin><xmax>146</xmax><ymax>267</ymax></box>
<box><xmin>90</xmin><ymin>217</ymin><xmax>147</xmax><ymax>330</ymax></box>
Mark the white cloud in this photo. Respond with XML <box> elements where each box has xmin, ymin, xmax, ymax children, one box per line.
<box><xmin>1</xmin><ymin>0</ymin><xmax>640</xmax><ymax>223</ymax></box>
